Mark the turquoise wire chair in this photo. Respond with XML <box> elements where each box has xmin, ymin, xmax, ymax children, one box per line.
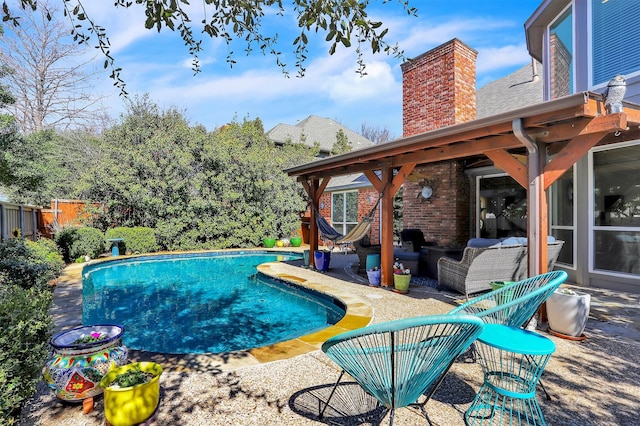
<box><xmin>320</xmin><ymin>315</ymin><xmax>484</xmax><ymax>425</ymax></box>
<box><xmin>448</xmin><ymin>270</ymin><xmax>568</xmax><ymax>401</ymax></box>
<box><xmin>448</xmin><ymin>270</ymin><xmax>568</xmax><ymax>328</ymax></box>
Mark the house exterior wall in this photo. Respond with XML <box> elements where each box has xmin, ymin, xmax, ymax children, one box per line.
<box><xmin>400</xmin><ymin>38</ymin><xmax>476</xmax><ymax>246</ymax></box>
<box><xmin>527</xmin><ymin>0</ymin><xmax>640</xmax><ymax>293</ymax></box>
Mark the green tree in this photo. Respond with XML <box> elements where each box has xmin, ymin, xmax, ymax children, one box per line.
<box><xmin>2</xmin><ymin>1</ymin><xmax>417</xmax><ymax>94</ymax></box>
<box><xmin>331</xmin><ymin>129</ymin><xmax>353</xmax><ymax>155</ymax></box>
<box><xmin>0</xmin><ymin>51</ymin><xmax>19</xmax><ymax>193</ymax></box>
<box><xmin>0</xmin><ymin>129</ymin><xmax>89</xmax><ymax>205</ymax></box>
<box><xmin>79</xmin><ymin>97</ymin><xmax>315</xmax><ymax>250</ymax></box>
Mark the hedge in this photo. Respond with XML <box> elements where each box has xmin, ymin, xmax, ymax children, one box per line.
<box><xmin>105</xmin><ymin>227</ymin><xmax>158</xmax><ymax>254</ymax></box>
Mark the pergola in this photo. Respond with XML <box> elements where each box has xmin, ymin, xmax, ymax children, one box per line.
<box><xmin>286</xmin><ymin>92</ymin><xmax>640</xmax><ymax>288</ymax></box>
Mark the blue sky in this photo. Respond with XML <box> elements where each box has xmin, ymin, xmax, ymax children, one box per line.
<box><xmin>78</xmin><ymin>0</ymin><xmax>543</xmax><ymax>138</ymax></box>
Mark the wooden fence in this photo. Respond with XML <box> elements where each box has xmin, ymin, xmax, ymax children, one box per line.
<box><xmin>0</xmin><ymin>199</ymin><xmax>100</xmax><ymax>241</ymax></box>
<box><xmin>0</xmin><ymin>201</ymin><xmax>42</xmax><ymax>241</ymax></box>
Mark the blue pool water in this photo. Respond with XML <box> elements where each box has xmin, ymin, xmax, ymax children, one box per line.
<box><xmin>82</xmin><ymin>252</ymin><xmax>345</xmax><ymax>354</ymax></box>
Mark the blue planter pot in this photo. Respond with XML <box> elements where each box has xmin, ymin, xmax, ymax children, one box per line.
<box><xmin>314</xmin><ymin>250</ymin><xmax>331</xmax><ymax>272</ymax></box>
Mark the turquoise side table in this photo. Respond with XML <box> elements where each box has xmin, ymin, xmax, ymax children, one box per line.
<box><xmin>106</xmin><ymin>238</ymin><xmax>124</xmax><ymax>256</ymax></box>
<box><xmin>466</xmin><ymin>324</ymin><xmax>555</xmax><ymax>425</ymax></box>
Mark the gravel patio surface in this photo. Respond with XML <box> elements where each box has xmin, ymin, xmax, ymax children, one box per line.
<box><xmin>18</xmin><ymin>252</ymin><xmax>640</xmax><ymax>426</ymax></box>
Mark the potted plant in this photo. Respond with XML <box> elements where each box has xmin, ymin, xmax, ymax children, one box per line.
<box><xmin>43</xmin><ymin>324</ymin><xmax>128</xmax><ymax>402</ymax></box>
<box><xmin>393</xmin><ymin>259</ymin><xmax>411</xmax><ymax>294</ymax></box>
<box><xmin>314</xmin><ymin>249</ymin><xmax>331</xmax><ymax>272</ymax></box>
<box><xmin>290</xmin><ymin>232</ymin><xmax>303</xmax><ymax>247</ymax></box>
<box><xmin>263</xmin><ymin>237</ymin><xmax>276</xmax><ymax>248</ymax></box>
<box><xmin>366</xmin><ymin>266</ymin><xmax>381</xmax><ymax>287</ymax></box>
<box><xmin>546</xmin><ymin>287</ymin><xmax>591</xmax><ymax>340</ymax></box>
<box><xmin>100</xmin><ymin>361</ymin><xmax>163</xmax><ymax>426</ymax></box>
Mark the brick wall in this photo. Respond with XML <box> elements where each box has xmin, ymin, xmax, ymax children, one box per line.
<box><xmin>400</xmin><ymin>38</ymin><xmax>477</xmax><ymax>245</ymax></box>
<box><xmin>401</xmin><ymin>38</ymin><xmax>477</xmax><ymax>135</ymax></box>
<box><xmin>402</xmin><ymin>164</ymin><xmax>470</xmax><ymax>246</ymax></box>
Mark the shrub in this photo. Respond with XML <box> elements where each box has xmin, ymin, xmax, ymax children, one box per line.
<box><xmin>0</xmin><ymin>238</ymin><xmax>56</xmax><ymax>290</ymax></box>
<box><xmin>54</xmin><ymin>227</ymin><xmax>78</xmax><ymax>263</ymax></box>
<box><xmin>0</xmin><ymin>237</ymin><xmax>60</xmax><ymax>424</ymax></box>
<box><xmin>55</xmin><ymin>227</ymin><xmax>105</xmax><ymax>262</ymax></box>
<box><xmin>25</xmin><ymin>239</ymin><xmax>64</xmax><ymax>282</ymax></box>
<box><xmin>71</xmin><ymin>227</ymin><xmax>105</xmax><ymax>260</ymax></box>
<box><xmin>105</xmin><ymin>227</ymin><xmax>158</xmax><ymax>254</ymax></box>
<box><xmin>0</xmin><ymin>285</ymin><xmax>53</xmax><ymax>425</ymax></box>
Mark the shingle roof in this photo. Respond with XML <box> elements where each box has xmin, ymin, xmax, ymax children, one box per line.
<box><xmin>477</xmin><ymin>60</ymin><xmax>544</xmax><ymax>119</ymax></box>
<box><xmin>266</xmin><ymin>115</ymin><xmax>375</xmax><ymax>155</ymax></box>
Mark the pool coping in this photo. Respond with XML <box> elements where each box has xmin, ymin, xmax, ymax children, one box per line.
<box><xmin>52</xmin><ymin>249</ymin><xmax>373</xmax><ymax>372</ymax></box>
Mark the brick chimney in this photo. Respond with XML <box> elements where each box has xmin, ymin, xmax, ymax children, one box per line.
<box><xmin>401</xmin><ymin>38</ymin><xmax>477</xmax><ymax>137</ymax></box>
<box><xmin>400</xmin><ymin>39</ymin><xmax>477</xmax><ymax>248</ymax></box>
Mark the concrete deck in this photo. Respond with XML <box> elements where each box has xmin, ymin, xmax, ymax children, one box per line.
<box><xmin>18</xmin><ymin>250</ymin><xmax>640</xmax><ymax>425</ymax></box>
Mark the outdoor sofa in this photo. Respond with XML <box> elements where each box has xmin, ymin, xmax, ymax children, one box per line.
<box><xmin>437</xmin><ymin>237</ymin><xmax>564</xmax><ymax>298</ymax></box>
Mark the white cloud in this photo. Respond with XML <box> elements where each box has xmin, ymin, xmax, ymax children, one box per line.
<box><xmin>476</xmin><ymin>44</ymin><xmax>532</xmax><ymax>73</ymax></box>
<box><xmin>324</xmin><ymin>61</ymin><xmax>399</xmax><ymax>104</ymax></box>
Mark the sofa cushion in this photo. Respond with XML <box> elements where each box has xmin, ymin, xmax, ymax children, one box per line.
<box><xmin>500</xmin><ymin>236</ymin><xmax>556</xmax><ymax>246</ymax></box>
<box><xmin>500</xmin><ymin>237</ymin><xmax>528</xmax><ymax>246</ymax></box>
<box><xmin>467</xmin><ymin>238</ymin><xmax>502</xmax><ymax>248</ymax></box>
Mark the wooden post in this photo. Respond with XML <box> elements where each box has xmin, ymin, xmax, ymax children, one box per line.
<box><xmin>380</xmin><ymin>167</ymin><xmax>395</xmax><ymax>287</ymax></box>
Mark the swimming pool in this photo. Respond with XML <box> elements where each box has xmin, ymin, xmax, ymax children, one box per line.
<box><xmin>81</xmin><ymin>252</ymin><xmax>345</xmax><ymax>354</ymax></box>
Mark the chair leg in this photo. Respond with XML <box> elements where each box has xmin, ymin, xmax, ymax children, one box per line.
<box><xmin>318</xmin><ymin>370</ymin><xmax>346</xmax><ymax>420</ymax></box>
<box><xmin>538</xmin><ymin>377</ymin><xmax>552</xmax><ymax>401</ymax></box>
<box><xmin>408</xmin><ymin>358</ymin><xmax>456</xmax><ymax>425</ymax></box>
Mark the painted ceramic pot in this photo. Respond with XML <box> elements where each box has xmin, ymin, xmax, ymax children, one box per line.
<box><xmin>43</xmin><ymin>324</ymin><xmax>128</xmax><ymax>401</ymax></box>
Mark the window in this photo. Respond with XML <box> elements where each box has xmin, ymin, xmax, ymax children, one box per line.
<box><xmin>332</xmin><ymin>191</ymin><xmax>358</xmax><ymax>235</ymax></box>
<box><xmin>591</xmin><ymin>143</ymin><xmax>640</xmax><ymax>275</ymax></box>
<box><xmin>549</xmin><ymin>5</ymin><xmax>573</xmax><ymax>99</ymax></box>
<box><xmin>476</xmin><ymin>175</ymin><xmax>527</xmax><ymax>239</ymax></box>
<box><xmin>550</xmin><ymin>168</ymin><xmax>575</xmax><ymax>266</ymax></box>
<box><xmin>591</xmin><ymin>0</ymin><xmax>640</xmax><ymax>86</ymax></box>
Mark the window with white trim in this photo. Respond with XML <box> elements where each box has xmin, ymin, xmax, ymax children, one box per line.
<box><xmin>332</xmin><ymin>191</ymin><xmax>358</xmax><ymax>235</ymax></box>
<box><xmin>591</xmin><ymin>143</ymin><xmax>640</xmax><ymax>275</ymax></box>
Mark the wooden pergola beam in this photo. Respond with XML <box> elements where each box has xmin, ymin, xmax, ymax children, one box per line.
<box><xmin>484</xmin><ymin>149</ymin><xmax>528</xmax><ymax>188</ymax></box>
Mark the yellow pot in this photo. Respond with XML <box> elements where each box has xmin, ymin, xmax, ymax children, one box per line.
<box><xmin>100</xmin><ymin>362</ymin><xmax>162</xmax><ymax>426</ymax></box>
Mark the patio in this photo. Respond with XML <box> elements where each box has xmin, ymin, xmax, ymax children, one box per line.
<box><xmin>18</xmin><ymin>251</ymin><xmax>640</xmax><ymax>426</ymax></box>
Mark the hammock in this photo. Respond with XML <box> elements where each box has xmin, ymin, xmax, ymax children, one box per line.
<box><xmin>316</xmin><ymin>213</ymin><xmax>374</xmax><ymax>246</ymax></box>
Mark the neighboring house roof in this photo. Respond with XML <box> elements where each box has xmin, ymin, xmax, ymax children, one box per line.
<box><xmin>476</xmin><ymin>60</ymin><xmax>544</xmax><ymax>119</ymax></box>
<box><xmin>326</xmin><ymin>173</ymin><xmax>377</xmax><ymax>192</ymax></box>
<box><xmin>266</xmin><ymin>115</ymin><xmax>375</xmax><ymax>155</ymax></box>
